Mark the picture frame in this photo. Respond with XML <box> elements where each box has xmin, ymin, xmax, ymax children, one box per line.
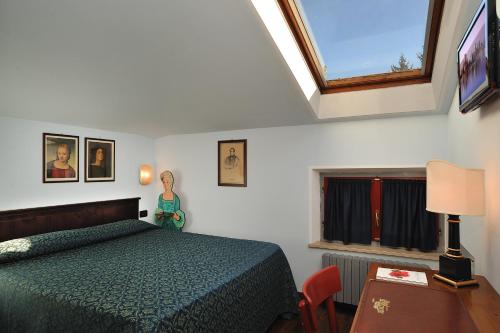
<box><xmin>85</xmin><ymin>137</ymin><xmax>115</xmax><ymax>182</ymax></box>
<box><xmin>43</xmin><ymin>133</ymin><xmax>79</xmax><ymax>183</ymax></box>
<box><xmin>218</xmin><ymin>139</ymin><xmax>247</xmax><ymax>187</ymax></box>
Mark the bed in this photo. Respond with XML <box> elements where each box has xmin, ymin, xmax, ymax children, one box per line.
<box><xmin>0</xmin><ymin>198</ymin><xmax>298</xmax><ymax>333</ymax></box>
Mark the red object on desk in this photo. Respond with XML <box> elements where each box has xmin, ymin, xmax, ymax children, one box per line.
<box><xmin>388</xmin><ymin>269</ymin><xmax>409</xmax><ymax>278</ymax></box>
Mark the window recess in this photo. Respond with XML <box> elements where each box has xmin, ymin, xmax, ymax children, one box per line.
<box><xmin>323</xmin><ymin>176</ymin><xmax>438</xmax><ymax>252</ymax></box>
<box><xmin>277</xmin><ymin>0</ymin><xmax>445</xmax><ymax>93</ymax></box>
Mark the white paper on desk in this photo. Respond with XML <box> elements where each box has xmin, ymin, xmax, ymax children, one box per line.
<box><xmin>376</xmin><ymin>267</ymin><xmax>428</xmax><ymax>286</ymax></box>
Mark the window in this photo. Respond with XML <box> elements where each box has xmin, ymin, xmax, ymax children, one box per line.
<box><xmin>323</xmin><ymin>177</ymin><xmax>439</xmax><ymax>252</ymax></box>
<box><xmin>278</xmin><ymin>0</ymin><xmax>445</xmax><ymax>93</ymax></box>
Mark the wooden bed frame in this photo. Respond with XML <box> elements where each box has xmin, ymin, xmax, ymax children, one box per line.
<box><xmin>0</xmin><ymin>197</ymin><xmax>140</xmax><ymax>242</ymax></box>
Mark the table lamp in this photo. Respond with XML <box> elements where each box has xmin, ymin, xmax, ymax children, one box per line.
<box><xmin>426</xmin><ymin>160</ymin><xmax>485</xmax><ymax>287</ymax></box>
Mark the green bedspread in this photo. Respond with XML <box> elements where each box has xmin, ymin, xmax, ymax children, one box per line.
<box><xmin>0</xmin><ymin>220</ymin><xmax>298</xmax><ymax>333</ymax></box>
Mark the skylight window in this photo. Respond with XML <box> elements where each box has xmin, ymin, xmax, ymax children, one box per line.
<box><xmin>278</xmin><ymin>0</ymin><xmax>445</xmax><ymax>93</ymax></box>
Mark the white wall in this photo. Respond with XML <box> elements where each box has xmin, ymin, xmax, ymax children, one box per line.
<box><xmin>0</xmin><ymin>116</ymin><xmax>156</xmax><ymax>222</ymax></box>
<box><xmin>447</xmin><ymin>90</ymin><xmax>500</xmax><ymax>292</ymax></box>
<box><xmin>319</xmin><ymin>83</ymin><xmax>436</xmax><ymax>119</ymax></box>
<box><xmin>155</xmin><ymin>114</ymin><xmax>450</xmax><ymax>286</ymax></box>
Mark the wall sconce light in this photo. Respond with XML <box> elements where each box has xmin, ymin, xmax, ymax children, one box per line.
<box><xmin>139</xmin><ymin>164</ymin><xmax>153</xmax><ymax>185</ymax></box>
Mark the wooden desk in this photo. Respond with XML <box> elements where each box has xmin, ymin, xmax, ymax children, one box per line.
<box><xmin>351</xmin><ymin>263</ymin><xmax>500</xmax><ymax>333</ymax></box>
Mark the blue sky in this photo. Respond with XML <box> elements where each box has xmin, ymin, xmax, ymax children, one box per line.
<box><xmin>297</xmin><ymin>0</ymin><xmax>429</xmax><ymax>80</ymax></box>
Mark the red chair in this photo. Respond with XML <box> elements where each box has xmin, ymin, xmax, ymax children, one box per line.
<box><xmin>299</xmin><ymin>266</ymin><xmax>342</xmax><ymax>333</ymax></box>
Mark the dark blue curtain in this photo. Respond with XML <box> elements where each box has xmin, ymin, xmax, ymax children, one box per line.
<box><xmin>323</xmin><ymin>179</ymin><xmax>372</xmax><ymax>245</ymax></box>
<box><xmin>380</xmin><ymin>180</ymin><xmax>437</xmax><ymax>251</ymax></box>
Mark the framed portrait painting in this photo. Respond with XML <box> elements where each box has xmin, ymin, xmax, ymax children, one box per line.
<box><xmin>85</xmin><ymin>138</ymin><xmax>115</xmax><ymax>182</ymax></box>
<box><xmin>218</xmin><ymin>139</ymin><xmax>247</xmax><ymax>187</ymax></box>
<box><xmin>43</xmin><ymin>133</ymin><xmax>79</xmax><ymax>183</ymax></box>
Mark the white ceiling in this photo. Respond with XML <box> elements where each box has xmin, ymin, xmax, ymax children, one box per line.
<box><xmin>0</xmin><ymin>0</ymin><xmax>473</xmax><ymax>137</ymax></box>
<box><xmin>0</xmin><ymin>0</ymin><xmax>317</xmax><ymax>137</ymax></box>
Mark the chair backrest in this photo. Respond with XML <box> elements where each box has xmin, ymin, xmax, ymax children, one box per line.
<box><xmin>301</xmin><ymin>265</ymin><xmax>342</xmax><ymax>332</ymax></box>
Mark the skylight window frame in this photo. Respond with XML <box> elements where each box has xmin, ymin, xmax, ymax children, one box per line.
<box><xmin>277</xmin><ymin>0</ymin><xmax>445</xmax><ymax>93</ymax></box>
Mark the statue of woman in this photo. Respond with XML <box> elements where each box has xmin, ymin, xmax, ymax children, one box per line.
<box><xmin>155</xmin><ymin>170</ymin><xmax>185</xmax><ymax>230</ymax></box>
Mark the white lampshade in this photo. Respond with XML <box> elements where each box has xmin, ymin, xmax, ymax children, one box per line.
<box><xmin>139</xmin><ymin>164</ymin><xmax>153</xmax><ymax>185</ymax></box>
<box><xmin>426</xmin><ymin>160</ymin><xmax>485</xmax><ymax>216</ymax></box>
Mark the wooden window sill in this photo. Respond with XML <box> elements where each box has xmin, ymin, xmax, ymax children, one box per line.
<box><xmin>309</xmin><ymin>241</ymin><xmax>440</xmax><ymax>261</ymax></box>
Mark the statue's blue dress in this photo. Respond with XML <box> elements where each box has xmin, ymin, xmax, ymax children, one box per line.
<box><xmin>155</xmin><ymin>193</ymin><xmax>185</xmax><ymax>231</ymax></box>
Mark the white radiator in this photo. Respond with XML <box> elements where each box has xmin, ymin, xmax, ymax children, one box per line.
<box><xmin>322</xmin><ymin>253</ymin><xmax>429</xmax><ymax>306</ymax></box>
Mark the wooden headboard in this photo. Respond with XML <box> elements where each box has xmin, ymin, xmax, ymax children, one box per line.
<box><xmin>0</xmin><ymin>197</ymin><xmax>140</xmax><ymax>242</ymax></box>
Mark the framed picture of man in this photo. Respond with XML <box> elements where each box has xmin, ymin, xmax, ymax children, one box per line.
<box><xmin>218</xmin><ymin>139</ymin><xmax>247</xmax><ymax>187</ymax></box>
<box><xmin>85</xmin><ymin>137</ymin><xmax>115</xmax><ymax>182</ymax></box>
<box><xmin>43</xmin><ymin>133</ymin><xmax>79</xmax><ymax>183</ymax></box>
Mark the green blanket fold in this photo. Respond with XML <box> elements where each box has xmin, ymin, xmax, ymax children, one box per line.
<box><xmin>0</xmin><ymin>219</ymin><xmax>157</xmax><ymax>264</ymax></box>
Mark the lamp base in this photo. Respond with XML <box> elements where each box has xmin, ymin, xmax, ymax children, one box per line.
<box><xmin>433</xmin><ymin>273</ymin><xmax>478</xmax><ymax>287</ymax></box>
<box><xmin>433</xmin><ymin>254</ymin><xmax>478</xmax><ymax>288</ymax></box>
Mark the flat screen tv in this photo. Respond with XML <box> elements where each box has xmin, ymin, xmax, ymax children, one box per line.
<box><xmin>457</xmin><ymin>0</ymin><xmax>500</xmax><ymax>113</ymax></box>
